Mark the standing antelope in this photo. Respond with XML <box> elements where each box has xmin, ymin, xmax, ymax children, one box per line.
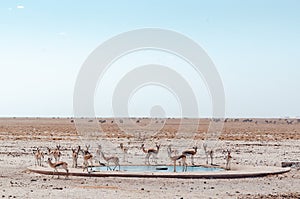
<box><xmin>182</xmin><ymin>146</ymin><xmax>197</xmax><ymax>165</ymax></box>
<box><xmin>34</xmin><ymin>147</ymin><xmax>44</xmax><ymax>166</ymax></box>
<box><xmin>167</xmin><ymin>145</ymin><xmax>187</xmax><ymax>172</ymax></box>
<box><xmin>47</xmin><ymin>145</ymin><xmax>62</xmax><ymax>162</ymax></box>
<box><xmin>47</xmin><ymin>158</ymin><xmax>69</xmax><ymax>179</ymax></box>
<box><xmin>225</xmin><ymin>150</ymin><xmax>232</xmax><ymax>170</ymax></box>
<box><xmin>120</xmin><ymin>143</ymin><xmax>129</xmax><ymax>162</ymax></box>
<box><xmin>203</xmin><ymin>143</ymin><xmax>214</xmax><ymax>165</ymax></box>
<box><xmin>141</xmin><ymin>143</ymin><xmax>160</xmax><ymax>165</ymax></box>
<box><xmin>81</xmin><ymin>144</ymin><xmax>93</xmax><ymax>172</ymax></box>
<box><xmin>71</xmin><ymin>146</ymin><xmax>81</xmax><ymax>168</ymax></box>
<box><xmin>96</xmin><ymin>145</ymin><xmax>120</xmax><ymax>171</ymax></box>
<box><xmin>95</xmin><ymin>144</ymin><xmax>102</xmax><ymax>161</ymax></box>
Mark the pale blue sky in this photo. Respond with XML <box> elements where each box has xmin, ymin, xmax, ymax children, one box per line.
<box><xmin>1</xmin><ymin>0</ymin><xmax>300</xmax><ymax>118</ymax></box>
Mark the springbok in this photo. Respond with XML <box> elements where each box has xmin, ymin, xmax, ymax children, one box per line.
<box><xmin>97</xmin><ymin>145</ymin><xmax>120</xmax><ymax>171</ymax></box>
<box><xmin>71</xmin><ymin>145</ymin><xmax>81</xmax><ymax>168</ymax></box>
<box><xmin>182</xmin><ymin>146</ymin><xmax>197</xmax><ymax>165</ymax></box>
<box><xmin>225</xmin><ymin>150</ymin><xmax>232</xmax><ymax>170</ymax></box>
<box><xmin>47</xmin><ymin>158</ymin><xmax>69</xmax><ymax>179</ymax></box>
<box><xmin>141</xmin><ymin>143</ymin><xmax>160</xmax><ymax>165</ymax></box>
<box><xmin>47</xmin><ymin>145</ymin><xmax>62</xmax><ymax>162</ymax></box>
<box><xmin>81</xmin><ymin>144</ymin><xmax>93</xmax><ymax>172</ymax></box>
<box><xmin>119</xmin><ymin>143</ymin><xmax>129</xmax><ymax>162</ymax></box>
<box><xmin>34</xmin><ymin>147</ymin><xmax>44</xmax><ymax>166</ymax></box>
<box><xmin>167</xmin><ymin>145</ymin><xmax>187</xmax><ymax>172</ymax></box>
<box><xmin>203</xmin><ymin>143</ymin><xmax>214</xmax><ymax>165</ymax></box>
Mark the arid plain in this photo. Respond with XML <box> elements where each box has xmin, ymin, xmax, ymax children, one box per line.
<box><xmin>0</xmin><ymin>118</ymin><xmax>299</xmax><ymax>198</ymax></box>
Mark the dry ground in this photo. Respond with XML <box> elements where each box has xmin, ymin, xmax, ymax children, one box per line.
<box><xmin>0</xmin><ymin>118</ymin><xmax>299</xmax><ymax>198</ymax></box>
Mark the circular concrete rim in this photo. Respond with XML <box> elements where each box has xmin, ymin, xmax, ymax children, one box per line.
<box><xmin>28</xmin><ymin>165</ymin><xmax>291</xmax><ymax>179</ymax></box>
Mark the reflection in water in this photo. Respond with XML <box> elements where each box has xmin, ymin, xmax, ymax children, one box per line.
<box><xmin>92</xmin><ymin>165</ymin><xmax>223</xmax><ymax>173</ymax></box>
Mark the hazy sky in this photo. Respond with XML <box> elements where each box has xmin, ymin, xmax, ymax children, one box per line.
<box><xmin>1</xmin><ymin>0</ymin><xmax>300</xmax><ymax>118</ymax></box>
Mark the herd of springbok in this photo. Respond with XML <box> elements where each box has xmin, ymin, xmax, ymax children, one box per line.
<box><xmin>33</xmin><ymin>142</ymin><xmax>233</xmax><ymax>178</ymax></box>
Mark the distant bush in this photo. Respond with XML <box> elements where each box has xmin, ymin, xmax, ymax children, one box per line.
<box><xmin>287</xmin><ymin>120</ymin><xmax>293</xmax><ymax>125</ymax></box>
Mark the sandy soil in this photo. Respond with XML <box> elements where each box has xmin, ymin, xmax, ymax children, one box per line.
<box><xmin>0</xmin><ymin>118</ymin><xmax>299</xmax><ymax>198</ymax></box>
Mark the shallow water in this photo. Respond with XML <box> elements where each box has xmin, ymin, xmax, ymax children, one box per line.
<box><xmin>92</xmin><ymin>165</ymin><xmax>223</xmax><ymax>172</ymax></box>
